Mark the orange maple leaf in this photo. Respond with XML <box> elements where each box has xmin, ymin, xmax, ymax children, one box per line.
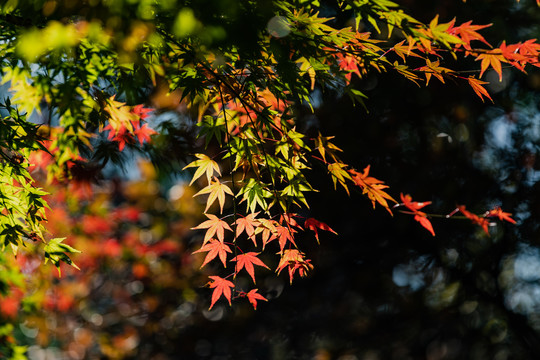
<box><xmin>234</xmin><ymin>212</ymin><xmax>260</xmax><ymax>246</ymax></box>
<box><xmin>418</xmin><ymin>59</ymin><xmax>453</xmax><ymax>86</ymax></box>
<box><xmin>193</xmin><ymin>239</ymin><xmax>232</xmax><ymax>268</ymax></box>
<box><xmin>208</xmin><ymin>276</ymin><xmax>235</xmax><ymax>310</ymax></box>
<box><xmin>467</xmin><ymin>76</ymin><xmax>493</xmax><ymax>103</ymax></box>
<box><xmin>476</xmin><ymin>51</ymin><xmax>507</xmax><ymax>81</ymax></box>
<box><xmin>191</xmin><ymin>214</ymin><xmax>232</xmax><ymax>245</ymax></box>
<box><xmin>255</xmin><ymin>218</ymin><xmax>278</xmax><ymax>249</ymax></box>
<box><xmin>349</xmin><ymin>165</ymin><xmax>396</xmax><ymax>214</ymax></box>
<box><xmin>231</xmin><ymin>252</ymin><xmax>270</xmax><ymax>283</ymax></box>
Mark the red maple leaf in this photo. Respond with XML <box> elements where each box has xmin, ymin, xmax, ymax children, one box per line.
<box><xmin>336</xmin><ymin>53</ymin><xmax>362</xmax><ymax>82</ymax></box>
<box><xmin>485</xmin><ymin>206</ymin><xmax>517</xmax><ymax>224</ymax></box>
<box><xmin>193</xmin><ymin>239</ymin><xmax>232</xmax><ymax>268</ymax></box>
<box><xmin>414</xmin><ymin>214</ymin><xmax>435</xmax><ymax>237</ymax></box>
<box><xmin>104</xmin><ymin>122</ymin><xmax>135</xmax><ymax>151</ymax></box>
<box><xmin>457</xmin><ymin>205</ymin><xmax>490</xmax><ymax>235</ymax></box>
<box><xmin>191</xmin><ymin>214</ymin><xmax>232</xmax><ymax>245</ymax></box>
<box><xmin>304</xmin><ymin>218</ymin><xmax>337</xmax><ymax>243</ymax></box>
<box><xmin>134</xmin><ymin>123</ymin><xmax>157</xmax><ymax>144</ymax></box>
<box><xmin>132</xmin><ymin>104</ymin><xmax>153</xmax><ymax>120</ymax></box>
<box><xmin>279</xmin><ymin>213</ymin><xmax>302</xmax><ymax>230</ymax></box>
<box><xmin>400</xmin><ymin>193</ymin><xmax>435</xmax><ymax>236</ymax></box>
<box><xmin>231</xmin><ymin>252</ymin><xmax>270</xmax><ymax>283</ymax></box>
<box><xmin>400</xmin><ymin>193</ymin><xmax>432</xmax><ymax>212</ymax></box>
<box><xmin>499</xmin><ymin>41</ymin><xmax>528</xmax><ymax>71</ymax></box>
<box><xmin>208</xmin><ymin>276</ymin><xmax>235</xmax><ymax>310</ymax></box>
<box><xmin>245</xmin><ymin>289</ymin><xmax>267</xmax><ymax>310</ymax></box>
<box><xmin>104</xmin><ymin>118</ymin><xmax>156</xmax><ymax>151</ymax></box>
<box><xmin>274</xmin><ymin>225</ymin><xmax>297</xmax><ymax>253</ymax></box>
<box><xmin>518</xmin><ymin>39</ymin><xmax>540</xmax><ymax>63</ymax></box>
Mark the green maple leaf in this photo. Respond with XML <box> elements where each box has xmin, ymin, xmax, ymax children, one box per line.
<box><xmin>238</xmin><ymin>178</ymin><xmax>272</xmax><ymax>213</ymax></box>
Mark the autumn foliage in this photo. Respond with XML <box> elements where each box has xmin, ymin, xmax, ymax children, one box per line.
<box><xmin>0</xmin><ymin>0</ymin><xmax>537</xmax><ymax>357</ymax></box>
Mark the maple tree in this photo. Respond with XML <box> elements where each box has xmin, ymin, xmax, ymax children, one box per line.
<box><xmin>0</xmin><ymin>0</ymin><xmax>540</xmax><ymax>358</ymax></box>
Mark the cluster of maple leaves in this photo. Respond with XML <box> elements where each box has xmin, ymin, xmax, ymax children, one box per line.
<box><xmin>185</xmin><ymin>154</ymin><xmax>336</xmax><ymax>309</ymax></box>
<box><xmin>4</xmin><ymin>0</ymin><xmax>538</xmax><ymax>317</ymax></box>
<box><xmin>43</xmin><ymin>13</ymin><xmax>533</xmax><ymax>310</ymax></box>
<box><xmin>178</xmin><ymin>10</ymin><xmax>537</xmax><ymax>308</ymax></box>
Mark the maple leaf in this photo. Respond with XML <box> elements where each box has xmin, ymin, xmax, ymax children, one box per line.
<box><xmin>104</xmin><ymin>122</ymin><xmax>136</xmax><ymax>151</ymax></box>
<box><xmin>274</xmin><ymin>225</ymin><xmax>297</xmax><ymax>253</ymax></box>
<box><xmin>336</xmin><ymin>53</ymin><xmax>362</xmax><ymax>82</ymax></box>
<box><xmin>279</xmin><ymin>213</ymin><xmax>302</xmax><ymax>230</ymax></box>
<box><xmin>191</xmin><ymin>214</ymin><xmax>232</xmax><ymax>245</ymax></box>
<box><xmin>413</xmin><ymin>214</ymin><xmax>435</xmax><ymax>237</ymax></box>
<box><xmin>499</xmin><ymin>41</ymin><xmax>528</xmax><ymax>71</ymax></box>
<box><xmin>276</xmin><ymin>249</ymin><xmax>313</xmax><ymax>284</ymax></box>
<box><xmin>304</xmin><ymin>218</ymin><xmax>337</xmax><ymax>243</ymax></box>
<box><xmin>238</xmin><ymin>178</ymin><xmax>272</xmax><ymax>213</ymax></box>
<box><xmin>457</xmin><ymin>205</ymin><xmax>490</xmax><ymax>235</ymax></box>
<box><xmin>234</xmin><ymin>212</ymin><xmax>260</xmax><ymax>246</ymax></box>
<box><xmin>393</xmin><ymin>62</ymin><xmax>422</xmax><ymax>86</ymax></box>
<box><xmin>193</xmin><ymin>239</ymin><xmax>232</xmax><ymax>268</ymax></box>
<box><xmin>208</xmin><ymin>275</ymin><xmax>235</xmax><ymax>310</ymax></box>
<box><xmin>485</xmin><ymin>206</ymin><xmax>517</xmax><ymax>224</ymax></box>
<box><xmin>476</xmin><ymin>51</ymin><xmax>507</xmax><ymax>81</ymax></box>
<box><xmin>467</xmin><ymin>76</ymin><xmax>493</xmax><ymax>103</ymax></box>
<box><xmin>349</xmin><ymin>166</ymin><xmax>396</xmax><ymax>214</ymax></box>
<box><xmin>255</xmin><ymin>218</ymin><xmax>278</xmax><ymax>249</ymax></box>
<box><xmin>104</xmin><ymin>95</ymin><xmax>138</xmax><ymax>133</ymax></box>
<box><xmin>132</xmin><ymin>104</ymin><xmax>153</xmax><ymax>120</ymax></box>
<box><xmin>427</xmin><ymin>15</ymin><xmax>463</xmax><ymax>49</ymax></box>
<box><xmin>183</xmin><ymin>154</ymin><xmax>221</xmax><ymax>185</ymax></box>
<box><xmin>418</xmin><ymin>59</ymin><xmax>453</xmax><ymax>86</ymax></box>
<box><xmin>400</xmin><ymin>193</ymin><xmax>435</xmax><ymax>236</ymax></box>
<box><xmin>392</xmin><ymin>40</ymin><xmax>424</xmax><ymax>62</ymax></box>
<box><xmin>245</xmin><ymin>289</ymin><xmax>267</xmax><ymax>310</ymax></box>
<box><xmin>328</xmin><ymin>162</ymin><xmax>352</xmax><ymax>195</ymax></box>
<box><xmin>447</xmin><ymin>20</ymin><xmax>491</xmax><ymax>51</ymax></box>
<box><xmin>231</xmin><ymin>252</ymin><xmax>270</xmax><ymax>283</ymax></box>
<box><xmin>518</xmin><ymin>39</ymin><xmax>540</xmax><ymax>59</ymax></box>
<box><xmin>133</xmin><ymin>123</ymin><xmax>157</xmax><ymax>144</ymax></box>
<box><xmin>194</xmin><ymin>178</ymin><xmax>234</xmax><ymax>214</ymax></box>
